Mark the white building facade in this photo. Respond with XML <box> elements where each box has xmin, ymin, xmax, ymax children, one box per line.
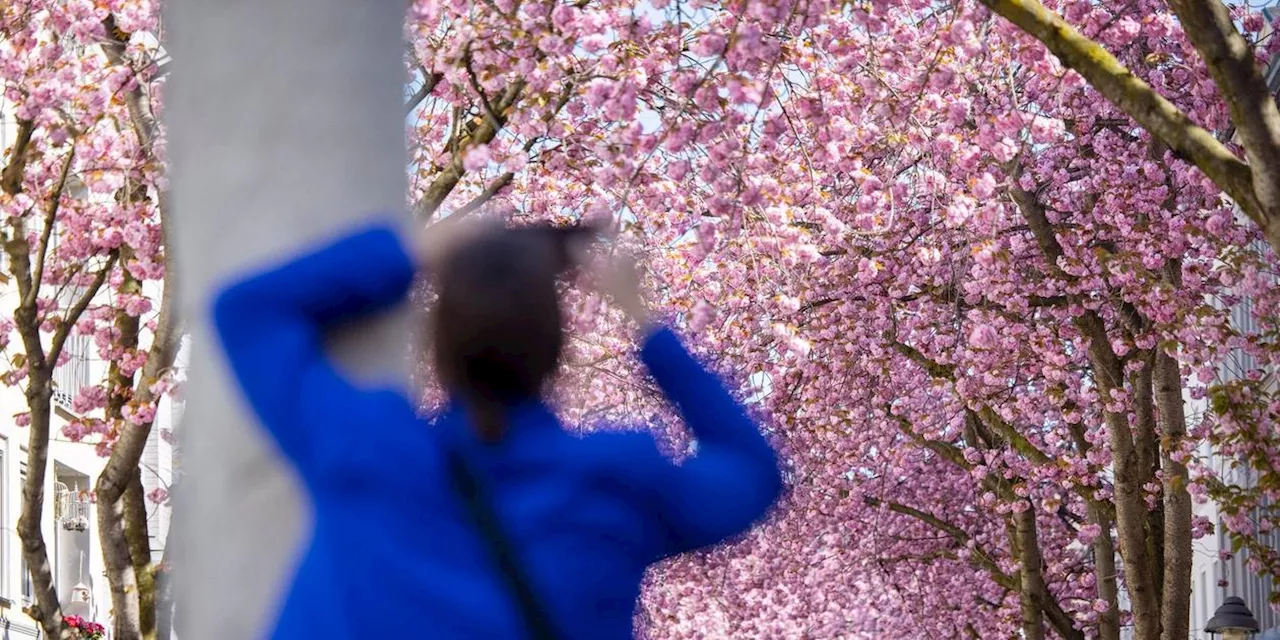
<box><xmin>1187</xmin><ymin>236</ymin><xmax>1280</xmax><ymax>639</ymax></box>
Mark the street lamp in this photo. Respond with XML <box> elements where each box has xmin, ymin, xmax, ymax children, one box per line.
<box><xmin>1206</xmin><ymin>596</ymin><xmax>1260</xmax><ymax>640</ymax></box>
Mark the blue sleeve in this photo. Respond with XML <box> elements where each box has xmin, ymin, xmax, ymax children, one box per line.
<box><xmin>212</xmin><ymin>223</ymin><xmax>419</xmax><ymax>476</ymax></box>
<box><xmin>638</xmin><ymin>327</ymin><xmax>783</xmax><ymax>556</ymax></box>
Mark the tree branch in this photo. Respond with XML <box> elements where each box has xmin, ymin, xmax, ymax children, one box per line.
<box><xmin>30</xmin><ymin>148</ymin><xmax>76</xmax><ymax>300</ymax></box>
<box><xmin>452</xmin><ymin>172</ymin><xmax>516</xmax><ymax>218</ymax></box>
<box><xmin>890</xmin><ymin>341</ymin><xmax>1054</xmax><ymax>464</ymax></box>
<box><xmin>891</xmin><ymin>341</ymin><xmax>1118</xmax><ymax>528</ymax></box>
<box><xmin>1</xmin><ymin>118</ymin><xmax>36</xmax><ymax>196</ymax></box>
<box><xmin>415</xmin><ymin>79</ymin><xmax>526</xmax><ymax>220</ymax></box>
<box><xmin>979</xmin><ymin>0</ymin><xmax>1280</xmax><ymax>250</ymax></box>
<box><xmin>96</xmin><ymin>266</ymin><xmax>179</xmax><ymax>503</ymax></box>
<box><xmin>101</xmin><ymin>16</ymin><xmax>160</xmax><ymax>150</ymax></box>
<box><xmin>463</xmin><ymin>45</ymin><xmax>504</xmax><ymax>132</ymax></box>
<box><xmin>864</xmin><ymin>495</ymin><xmax>1084</xmax><ymax>639</ymax></box>
<box><xmin>406</xmin><ymin>70</ymin><xmax>443</xmax><ymax>117</ymax></box>
<box><xmin>48</xmin><ymin>252</ymin><xmax>117</xmax><ymax>366</ymax></box>
<box><xmin>1163</xmin><ymin>0</ymin><xmax>1280</xmax><ymax>230</ymax></box>
<box><xmin>864</xmin><ymin>496</ymin><xmax>1017</xmax><ymax>588</ymax></box>
<box><xmin>1007</xmin><ymin>179</ymin><xmax>1160</xmax><ymax>637</ymax></box>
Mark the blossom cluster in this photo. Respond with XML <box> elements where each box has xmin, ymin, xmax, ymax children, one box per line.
<box><xmin>407</xmin><ymin>0</ymin><xmax>1280</xmax><ymax>635</ymax></box>
<box><xmin>63</xmin><ymin>615</ymin><xmax>105</xmax><ymax>639</ymax></box>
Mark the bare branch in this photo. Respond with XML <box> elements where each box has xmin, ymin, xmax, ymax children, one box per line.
<box><xmin>406</xmin><ymin>69</ymin><xmax>443</xmax><ymax>117</ymax></box>
<box><xmin>48</xmin><ymin>251</ymin><xmax>118</xmax><ymax>366</ymax></box>
<box><xmin>31</xmin><ymin>148</ymin><xmax>76</xmax><ymax>301</ymax></box>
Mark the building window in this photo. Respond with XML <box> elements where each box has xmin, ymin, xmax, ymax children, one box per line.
<box><xmin>18</xmin><ymin>462</ymin><xmax>30</xmax><ymax>603</ymax></box>
<box><xmin>52</xmin><ymin>331</ymin><xmax>91</xmax><ymax>412</ymax></box>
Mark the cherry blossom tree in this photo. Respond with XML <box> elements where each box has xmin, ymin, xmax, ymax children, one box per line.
<box><xmin>973</xmin><ymin>0</ymin><xmax>1280</xmax><ymax>617</ymax></box>
<box><xmin>973</xmin><ymin>1</ymin><xmax>1280</xmax><ymax>607</ymax></box>
<box><xmin>6</xmin><ymin>0</ymin><xmax>1273</xmax><ymax>639</ymax></box>
<box><xmin>410</xmin><ymin>0</ymin><xmax>1279</xmax><ymax>638</ymax></box>
<box><xmin>0</xmin><ymin>2</ymin><xmax>173</xmax><ymax>639</ymax></box>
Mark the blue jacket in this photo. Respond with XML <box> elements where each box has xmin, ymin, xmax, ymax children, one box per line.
<box><xmin>212</xmin><ymin>223</ymin><xmax>783</xmax><ymax>639</ymax></box>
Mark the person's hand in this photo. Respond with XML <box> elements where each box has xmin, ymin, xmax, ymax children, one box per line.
<box><xmin>413</xmin><ymin>214</ymin><xmax>493</xmax><ymax>272</ymax></box>
<box><xmin>573</xmin><ymin>243</ymin><xmax>652</xmax><ymax>327</ymax></box>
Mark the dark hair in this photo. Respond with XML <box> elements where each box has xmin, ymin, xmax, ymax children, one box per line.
<box><xmin>431</xmin><ymin>223</ymin><xmax>593</xmax><ymax>442</ymax></box>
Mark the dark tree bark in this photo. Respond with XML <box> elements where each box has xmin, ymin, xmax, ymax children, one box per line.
<box><xmin>1156</xmin><ymin>262</ymin><xmax>1193</xmax><ymax>640</ymax></box>
<box><xmin>1014</xmin><ymin>504</ymin><xmax>1047</xmax><ymax>640</ymax></box>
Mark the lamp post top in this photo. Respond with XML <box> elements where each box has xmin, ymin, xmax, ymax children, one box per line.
<box><xmin>1206</xmin><ymin>596</ymin><xmax>1261</xmax><ymax>634</ymax></box>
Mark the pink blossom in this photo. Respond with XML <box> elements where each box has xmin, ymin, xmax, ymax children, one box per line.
<box><xmin>691</xmin><ymin>33</ymin><xmax>726</xmax><ymax>57</ymax></box>
<box><xmin>462</xmin><ymin>144</ymin><xmax>491</xmax><ymax>172</ymax></box>
<box><xmin>969</xmin><ymin>324</ymin><xmax>999</xmax><ymax>349</ymax></box>
<box><xmin>971</xmin><ymin>172</ymin><xmax>997</xmax><ymax>199</ymax></box>
<box><xmin>1111</xmin><ymin>17</ymin><xmax>1142</xmax><ymax>45</ymax></box>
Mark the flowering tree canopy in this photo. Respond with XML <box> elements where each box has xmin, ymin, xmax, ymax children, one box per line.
<box><xmin>409</xmin><ymin>0</ymin><xmax>1280</xmax><ymax>638</ymax></box>
<box><xmin>2</xmin><ymin>0</ymin><xmax>1277</xmax><ymax>639</ymax></box>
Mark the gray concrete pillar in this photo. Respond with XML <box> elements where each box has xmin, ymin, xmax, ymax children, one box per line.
<box><xmin>165</xmin><ymin>3</ymin><xmax>409</xmax><ymax>638</ymax></box>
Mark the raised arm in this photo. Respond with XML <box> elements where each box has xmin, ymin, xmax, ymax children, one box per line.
<box><xmin>639</xmin><ymin>326</ymin><xmax>783</xmax><ymax>556</ymax></box>
<box><xmin>212</xmin><ymin>222</ymin><xmax>419</xmax><ymax>476</ymax></box>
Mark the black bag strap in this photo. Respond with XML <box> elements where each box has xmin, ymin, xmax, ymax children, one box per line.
<box><xmin>444</xmin><ymin>448</ymin><xmax>561</xmax><ymax>640</ymax></box>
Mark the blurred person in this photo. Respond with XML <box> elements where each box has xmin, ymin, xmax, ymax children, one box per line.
<box><xmin>212</xmin><ymin>215</ymin><xmax>783</xmax><ymax>639</ymax></box>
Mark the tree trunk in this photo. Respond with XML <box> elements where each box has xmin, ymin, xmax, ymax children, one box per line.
<box><xmin>99</xmin><ymin>476</ymin><xmax>141</xmax><ymax>640</ymax></box>
<box><xmin>92</xmin><ymin>244</ymin><xmax>175</xmax><ymax>640</ymax></box>
<box><xmin>1096</xmin><ymin>368</ymin><xmax>1162</xmax><ymax>640</ymax></box>
<box><xmin>96</xmin><ymin>21</ymin><xmax>172</xmax><ymax>638</ymax></box>
<box><xmin>1155</xmin><ymin>284</ymin><xmax>1192</xmax><ymax>640</ymax></box>
<box><xmin>1088</xmin><ymin>502</ymin><xmax>1123</xmax><ymax>640</ymax></box>
<box><xmin>93</xmin><ymin>258</ymin><xmax>162</xmax><ymax>640</ymax></box>
<box><xmin>166</xmin><ymin>3</ymin><xmax>410</xmax><ymax>638</ymax></box>
<box><xmin>3</xmin><ymin>123</ymin><xmax>73</xmax><ymax>640</ymax></box>
<box><xmin>1131</xmin><ymin>355</ymin><xmax>1167</xmax><ymax>607</ymax></box>
<box><xmin>1014</xmin><ymin>503</ymin><xmax>1046</xmax><ymax>640</ymax></box>
<box><xmin>124</xmin><ymin>471</ymin><xmax>157</xmax><ymax>639</ymax></box>
<box><xmin>1012</xmin><ymin>184</ymin><xmax>1162</xmax><ymax>639</ymax></box>
<box><xmin>16</xmin><ymin>383</ymin><xmax>72</xmax><ymax>640</ymax></box>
